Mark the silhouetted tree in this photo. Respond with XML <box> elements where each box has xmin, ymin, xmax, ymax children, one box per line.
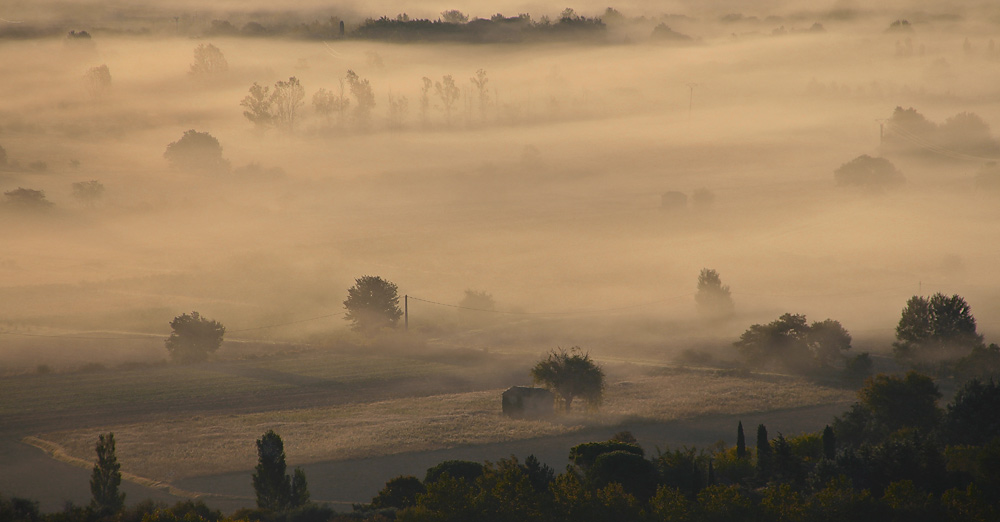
<box><xmin>440</xmin><ymin>10</ymin><xmax>469</xmax><ymax>24</ymax></box>
<box><xmin>419</xmin><ymin>77</ymin><xmax>433</xmax><ymax>126</ymax></box>
<box><xmin>833</xmin><ymin>372</ymin><xmax>942</xmax><ymax>448</ymax></box>
<box><xmin>459</xmin><ymin>289</ymin><xmax>495</xmax><ymax>311</ymax></box>
<box><xmin>86</xmin><ymin>64</ymin><xmax>111</xmax><ymax>97</ymax></box>
<box><xmin>241</xmin><ymin>82</ymin><xmax>274</xmax><ymax>130</ymax></box>
<box><xmin>313</xmin><ymin>81</ymin><xmax>350</xmax><ymax>129</ymax></box>
<box><xmin>370</xmin><ymin>475</ymin><xmax>425</xmax><ymax>509</ymax></box>
<box><xmin>345</xmin><ymin>70</ymin><xmax>375</xmax><ymax>128</ymax></box>
<box><xmin>531</xmin><ymin>347</ymin><xmax>605</xmax><ymax>411</ymax></box>
<box><xmin>165</xmin><ymin>311</ymin><xmax>225</xmax><ymax>363</ymax></box>
<box><xmin>695</xmin><ymin>268</ymin><xmax>734</xmax><ymax>319</ymax></box>
<box><xmin>945</xmin><ymin>378</ymin><xmax>1000</xmax><ymax>446</ymax></box>
<box><xmin>271</xmin><ymin>77</ymin><xmax>305</xmax><ymax>132</ymax></box>
<box><xmin>756</xmin><ymin>424</ymin><xmax>772</xmax><ymax>479</ymax></box>
<box><xmin>4</xmin><ymin>188</ymin><xmax>52</xmax><ymax>210</ymax></box>
<box><xmin>808</xmin><ymin>319</ymin><xmax>853</xmax><ymax>366</ymax></box>
<box><xmin>736</xmin><ymin>421</ymin><xmax>747</xmax><ymax>459</ymax></box>
<box><xmin>252</xmin><ymin>431</ymin><xmax>309</xmax><ymax>511</ymax></box>
<box><xmin>90</xmin><ymin>433</ymin><xmax>124</xmax><ymax>517</ymax></box>
<box><xmin>834</xmin><ymin>155</ymin><xmax>904</xmax><ymax>189</ymax></box>
<box><xmin>343</xmin><ymin>275</ymin><xmax>403</xmax><ymax>334</ymax></box>
<box><xmin>387</xmin><ymin>92</ymin><xmax>409</xmax><ymax>130</ymax></box>
<box><xmin>470</xmin><ymin>69</ymin><xmax>490</xmax><ymax>122</ymax></box>
<box><xmin>189</xmin><ymin>43</ymin><xmax>228</xmax><ymax>77</ymax></box>
<box><xmin>163</xmin><ymin>130</ymin><xmax>230</xmax><ymax>173</ymax></box>
<box><xmin>435</xmin><ymin>75</ymin><xmax>460</xmax><ymax>125</ymax></box>
<box><xmin>734</xmin><ymin>313</ymin><xmax>811</xmax><ymax>370</ymax></box>
<box><xmin>894</xmin><ymin>293</ymin><xmax>984</xmax><ymax>369</ymax></box>
<box><xmin>823</xmin><ymin>425</ymin><xmax>836</xmax><ymax>459</ymax></box>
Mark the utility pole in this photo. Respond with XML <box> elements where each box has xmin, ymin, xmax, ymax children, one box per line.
<box><xmin>404</xmin><ymin>295</ymin><xmax>408</xmax><ymax>331</ymax></box>
<box><xmin>686</xmin><ymin>83</ymin><xmax>699</xmax><ymax>122</ymax></box>
<box><xmin>875</xmin><ymin>118</ymin><xmax>887</xmax><ymax>155</ymax></box>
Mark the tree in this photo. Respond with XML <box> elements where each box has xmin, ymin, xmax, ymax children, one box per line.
<box><xmin>90</xmin><ymin>433</ymin><xmax>124</xmax><ymax>517</ymax></box>
<box><xmin>894</xmin><ymin>293</ymin><xmax>984</xmax><ymax>368</ymax></box>
<box><xmin>189</xmin><ymin>43</ymin><xmax>228</xmax><ymax>77</ymax></box>
<box><xmin>944</xmin><ymin>378</ymin><xmax>1000</xmax><ymax>446</ymax></box>
<box><xmin>734</xmin><ymin>313</ymin><xmax>811</xmax><ymax>370</ymax></box>
<box><xmin>807</xmin><ymin>319</ymin><xmax>852</xmax><ymax>367</ymax></box>
<box><xmin>833</xmin><ymin>372</ymin><xmax>942</xmax><ymax>448</ymax></box>
<box><xmin>163</xmin><ymin>130</ymin><xmax>230</xmax><ymax>173</ymax></box>
<box><xmin>4</xmin><ymin>188</ymin><xmax>52</xmax><ymax>210</ymax></box>
<box><xmin>419</xmin><ymin>77</ymin><xmax>432</xmax><ymax>126</ymax></box>
<box><xmin>345</xmin><ymin>70</ymin><xmax>375</xmax><ymax>128</ymax></box>
<box><xmin>530</xmin><ymin>347</ymin><xmax>605</xmax><ymax>411</ymax></box>
<box><xmin>695</xmin><ymin>269</ymin><xmax>734</xmax><ymax>319</ymax></box>
<box><xmin>822</xmin><ymin>425</ymin><xmax>836</xmax><ymax>460</ymax></box>
<box><xmin>756</xmin><ymin>424</ymin><xmax>772</xmax><ymax>478</ymax></box>
<box><xmin>370</xmin><ymin>475</ymin><xmax>425</xmax><ymax>509</ymax></box>
<box><xmin>72</xmin><ymin>180</ymin><xmax>104</xmax><ymax>205</ymax></box>
<box><xmin>736</xmin><ymin>421</ymin><xmax>747</xmax><ymax>459</ymax></box>
<box><xmin>440</xmin><ymin>10</ymin><xmax>469</xmax><ymax>24</ymax></box>
<box><xmin>343</xmin><ymin>275</ymin><xmax>403</xmax><ymax>334</ymax></box>
<box><xmin>86</xmin><ymin>64</ymin><xmax>111</xmax><ymax>97</ymax></box>
<box><xmin>470</xmin><ymin>69</ymin><xmax>490</xmax><ymax>122</ymax></box>
<box><xmin>252</xmin><ymin>430</ymin><xmax>309</xmax><ymax>511</ymax></box>
<box><xmin>435</xmin><ymin>75</ymin><xmax>460</xmax><ymax>126</ymax></box>
<box><xmin>164</xmin><ymin>311</ymin><xmax>225</xmax><ymax>363</ymax></box>
<box><xmin>387</xmin><ymin>92</ymin><xmax>409</xmax><ymax>130</ymax></box>
<box><xmin>241</xmin><ymin>82</ymin><xmax>274</xmax><ymax>130</ymax></box>
<box><xmin>271</xmin><ymin>77</ymin><xmax>305</xmax><ymax>132</ymax></box>
<box><xmin>833</xmin><ymin>155</ymin><xmax>904</xmax><ymax>189</ymax></box>
<box><xmin>313</xmin><ymin>81</ymin><xmax>350</xmax><ymax>128</ymax></box>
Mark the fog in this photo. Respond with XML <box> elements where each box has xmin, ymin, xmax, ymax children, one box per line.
<box><xmin>3</xmin><ymin>1</ymin><xmax>1000</xmax><ymax>372</ymax></box>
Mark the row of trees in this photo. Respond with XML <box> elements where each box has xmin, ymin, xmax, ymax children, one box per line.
<box><xmin>240</xmin><ymin>69</ymin><xmax>496</xmax><ymax>133</ymax></box>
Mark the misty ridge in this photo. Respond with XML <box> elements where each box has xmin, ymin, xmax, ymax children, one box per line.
<box><xmin>2</xmin><ymin>0</ymin><xmax>1000</xmax><ymax>374</ymax></box>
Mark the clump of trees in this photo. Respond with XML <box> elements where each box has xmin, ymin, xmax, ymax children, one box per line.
<box><xmin>71</xmin><ymin>180</ymin><xmax>104</xmax><ymax>205</ymax></box>
<box><xmin>343</xmin><ymin>275</ymin><xmax>403</xmax><ymax>335</ymax></box>
<box><xmin>163</xmin><ymin>130</ymin><xmax>230</xmax><ymax>173</ymax></box>
<box><xmin>530</xmin><ymin>347</ymin><xmax>605</xmax><ymax>411</ymax></box>
<box><xmin>165</xmin><ymin>311</ymin><xmax>225</xmax><ymax>363</ymax></box>
<box><xmin>894</xmin><ymin>293</ymin><xmax>984</xmax><ymax>371</ymax></box>
<box><xmin>240</xmin><ymin>77</ymin><xmax>305</xmax><ymax>132</ymax></box>
<box><xmin>733</xmin><ymin>313</ymin><xmax>853</xmax><ymax>372</ymax></box>
<box><xmin>834</xmin><ymin>154</ymin><xmax>904</xmax><ymax>190</ymax></box>
<box><xmin>884</xmin><ymin>106</ymin><xmax>1000</xmax><ymax>158</ymax></box>
<box><xmin>3</xmin><ymin>188</ymin><xmax>53</xmax><ymax>210</ymax></box>
<box><xmin>85</xmin><ymin>64</ymin><xmax>111</xmax><ymax>97</ymax></box>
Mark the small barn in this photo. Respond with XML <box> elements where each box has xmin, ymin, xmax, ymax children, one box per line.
<box><xmin>502</xmin><ymin>386</ymin><xmax>554</xmax><ymax>419</ymax></box>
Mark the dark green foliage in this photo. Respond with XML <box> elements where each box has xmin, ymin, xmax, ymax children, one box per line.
<box><xmin>252</xmin><ymin>431</ymin><xmax>309</xmax><ymax>512</ymax></box>
<box><xmin>655</xmin><ymin>447</ymin><xmax>705</xmax><ymax>495</ymax></box>
<box><xmin>953</xmin><ymin>344</ymin><xmax>1000</xmax><ymax>382</ymax></box>
<box><xmin>370</xmin><ymin>476</ymin><xmax>424</xmax><ymax>509</ymax></box>
<box><xmin>163</xmin><ymin>130</ymin><xmax>229</xmax><ymax>172</ymax></box>
<box><xmin>836</xmin><ymin>436</ymin><xmax>948</xmax><ymax>496</ymax></box>
<box><xmin>0</xmin><ymin>495</ymin><xmax>40</xmax><ymax>522</ymax></box>
<box><xmin>165</xmin><ymin>311</ymin><xmax>225</xmax><ymax>364</ymax></box>
<box><xmin>423</xmin><ymin>460</ymin><xmax>484</xmax><ymax>484</ymax></box>
<box><xmin>588</xmin><ymin>450</ymin><xmax>659</xmax><ymax>500</ymax></box>
<box><xmin>531</xmin><ymin>347</ymin><xmax>605</xmax><ymax>411</ymax></box>
<box><xmin>756</xmin><ymin>424</ymin><xmax>772</xmax><ymax>478</ymax></box>
<box><xmin>834</xmin><ymin>372</ymin><xmax>942</xmax><ymax>448</ymax></box>
<box><xmin>945</xmin><ymin>378</ymin><xmax>1000</xmax><ymax>446</ymax></box>
<box><xmin>823</xmin><ymin>425</ymin><xmax>836</xmax><ymax>460</ymax></box>
<box><xmin>569</xmin><ymin>440</ymin><xmax>643</xmax><ymax>470</ymax></box>
<box><xmin>90</xmin><ymin>433</ymin><xmax>124</xmax><ymax>517</ymax></box>
<box><xmin>894</xmin><ymin>294</ymin><xmax>984</xmax><ymax>370</ymax></box>
<box><xmin>696</xmin><ymin>485</ymin><xmax>755</xmax><ymax>522</ymax></box>
<box><xmin>736</xmin><ymin>421</ymin><xmax>747</xmax><ymax>459</ymax></box>
<box><xmin>522</xmin><ymin>455</ymin><xmax>555</xmax><ymax>494</ymax></box>
<box><xmin>343</xmin><ymin>275</ymin><xmax>403</xmax><ymax>334</ymax></box>
<box><xmin>772</xmin><ymin>433</ymin><xmax>802</xmax><ymax>483</ymax></box>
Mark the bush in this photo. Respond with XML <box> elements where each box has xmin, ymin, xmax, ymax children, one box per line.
<box><xmin>834</xmin><ymin>155</ymin><xmax>904</xmax><ymax>189</ymax></box>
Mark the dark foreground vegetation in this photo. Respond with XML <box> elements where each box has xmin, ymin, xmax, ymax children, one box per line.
<box><xmin>3</xmin><ymin>371</ymin><xmax>999</xmax><ymax>522</ymax></box>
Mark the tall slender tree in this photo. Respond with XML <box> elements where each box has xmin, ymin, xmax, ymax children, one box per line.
<box><xmin>736</xmin><ymin>421</ymin><xmax>747</xmax><ymax>459</ymax></box>
<box><xmin>90</xmin><ymin>433</ymin><xmax>125</xmax><ymax>517</ymax></box>
<box><xmin>756</xmin><ymin>424</ymin><xmax>772</xmax><ymax>478</ymax></box>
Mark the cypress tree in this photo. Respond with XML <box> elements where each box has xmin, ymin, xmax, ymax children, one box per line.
<box><xmin>736</xmin><ymin>421</ymin><xmax>747</xmax><ymax>459</ymax></box>
<box><xmin>253</xmin><ymin>430</ymin><xmax>292</xmax><ymax>511</ymax></box>
<box><xmin>756</xmin><ymin>424</ymin><xmax>772</xmax><ymax>478</ymax></box>
<box><xmin>822</xmin><ymin>425</ymin><xmax>836</xmax><ymax>460</ymax></box>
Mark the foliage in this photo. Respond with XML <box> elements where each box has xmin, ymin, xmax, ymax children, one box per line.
<box><xmin>190</xmin><ymin>43</ymin><xmax>228</xmax><ymax>77</ymax></box>
<box><xmin>470</xmin><ymin>69</ymin><xmax>489</xmax><ymax>121</ymax></box>
<box><xmin>434</xmin><ymin>75</ymin><xmax>460</xmax><ymax>125</ymax></box>
<box><xmin>656</xmin><ymin>446</ymin><xmax>706</xmax><ymax>495</ymax></box>
<box><xmin>4</xmin><ymin>188</ymin><xmax>52</xmax><ymax>209</ymax></box>
<box><xmin>271</xmin><ymin>77</ymin><xmax>305</xmax><ymax>132</ymax></box>
<box><xmin>440</xmin><ymin>10</ymin><xmax>469</xmax><ymax>24</ymax></box>
<box><xmin>163</xmin><ymin>130</ymin><xmax>230</xmax><ymax>172</ymax></box>
<box><xmin>569</xmin><ymin>440</ymin><xmax>644</xmax><ymax>470</ymax></box>
<box><xmin>424</xmin><ymin>460</ymin><xmax>484</xmax><ymax>484</ymax></box>
<box><xmin>90</xmin><ymin>432</ymin><xmax>124</xmax><ymax>517</ymax></box>
<box><xmin>756</xmin><ymin>424</ymin><xmax>772</xmax><ymax>478</ymax></box>
<box><xmin>945</xmin><ymin>378</ymin><xmax>1000</xmax><ymax>446</ymax></box>
<box><xmin>241</xmin><ymin>83</ymin><xmax>274</xmax><ymax>129</ymax></box>
<box><xmin>342</xmin><ymin>275</ymin><xmax>403</xmax><ymax>334</ymax></box>
<box><xmin>370</xmin><ymin>476</ymin><xmax>424</xmax><ymax>509</ymax></box>
<box><xmin>833</xmin><ymin>154</ymin><xmax>904</xmax><ymax>189</ymax></box>
<box><xmin>833</xmin><ymin>372</ymin><xmax>942</xmax><ymax>448</ymax></box>
<box><xmin>530</xmin><ymin>347</ymin><xmax>605</xmax><ymax>411</ymax></box>
<box><xmin>736</xmin><ymin>421</ymin><xmax>747</xmax><ymax>459</ymax></box>
<box><xmin>695</xmin><ymin>268</ymin><xmax>734</xmax><ymax>319</ymax></box>
<box><xmin>165</xmin><ymin>311</ymin><xmax>225</xmax><ymax>363</ymax></box>
<box><xmin>459</xmin><ymin>289</ymin><xmax>495</xmax><ymax>311</ymax></box>
<box><xmin>734</xmin><ymin>313</ymin><xmax>852</xmax><ymax>371</ymax></box>
<box><xmin>86</xmin><ymin>64</ymin><xmax>111</xmax><ymax>97</ymax></box>
<box><xmin>252</xmin><ymin>430</ymin><xmax>309</xmax><ymax>512</ymax></box>
<box><xmin>312</xmin><ymin>82</ymin><xmax>349</xmax><ymax>128</ymax></box>
<box><xmin>894</xmin><ymin>294</ymin><xmax>984</xmax><ymax>369</ymax></box>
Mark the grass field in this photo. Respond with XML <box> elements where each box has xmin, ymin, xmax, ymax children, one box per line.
<box><xmin>33</xmin><ymin>354</ymin><xmax>852</xmax><ymax>483</ymax></box>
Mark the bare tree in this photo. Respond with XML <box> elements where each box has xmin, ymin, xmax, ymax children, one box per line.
<box><xmin>345</xmin><ymin>70</ymin><xmax>375</xmax><ymax>128</ymax></box>
<box><xmin>470</xmin><ymin>69</ymin><xmax>490</xmax><ymax>122</ymax></box>
<box><xmin>241</xmin><ymin>82</ymin><xmax>274</xmax><ymax>130</ymax></box>
<box><xmin>387</xmin><ymin>92</ymin><xmax>409</xmax><ymax>130</ymax></box>
<box><xmin>419</xmin><ymin>77</ymin><xmax>432</xmax><ymax>127</ymax></box>
<box><xmin>435</xmin><ymin>75</ymin><xmax>460</xmax><ymax>126</ymax></box>
<box><xmin>271</xmin><ymin>77</ymin><xmax>305</xmax><ymax>132</ymax></box>
<box><xmin>313</xmin><ymin>81</ymin><xmax>350</xmax><ymax>129</ymax></box>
